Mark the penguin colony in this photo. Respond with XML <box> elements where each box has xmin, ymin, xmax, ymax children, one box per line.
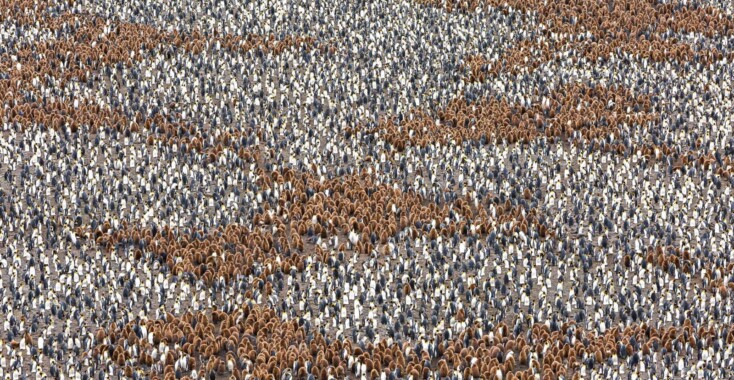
<box><xmin>1</xmin><ymin>0</ymin><xmax>734</xmax><ymax>379</ymax></box>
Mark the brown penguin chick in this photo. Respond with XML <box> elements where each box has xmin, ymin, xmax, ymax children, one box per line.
<box><xmin>518</xmin><ymin>347</ymin><xmax>529</xmax><ymax>366</ymax></box>
<box><xmin>421</xmin><ymin>366</ymin><xmax>431</xmax><ymax>379</ymax></box>
<box><xmin>595</xmin><ymin>348</ymin><xmax>604</xmax><ymax>363</ymax></box>
<box><xmin>503</xmin><ymin>356</ymin><xmax>515</xmax><ymax>373</ymax></box>
<box><xmin>470</xmin><ymin>363</ymin><xmax>480</xmax><ymax>378</ymax></box>
<box><xmin>646</xmin><ymin>252</ymin><xmax>655</xmax><ymax>264</ymax></box>
<box><xmin>456</xmin><ymin>308</ymin><xmax>466</xmax><ymax>322</ymax></box>
<box><xmin>438</xmin><ymin>359</ymin><xmax>449</xmax><ymax>378</ymax></box>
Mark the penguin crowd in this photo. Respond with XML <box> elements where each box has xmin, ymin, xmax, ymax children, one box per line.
<box><xmin>2</xmin><ymin>0</ymin><xmax>734</xmax><ymax>379</ymax></box>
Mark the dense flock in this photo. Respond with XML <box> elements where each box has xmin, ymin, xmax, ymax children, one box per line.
<box><xmin>1</xmin><ymin>0</ymin><xmax>734</xmax><ymax>379</ymax></box>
